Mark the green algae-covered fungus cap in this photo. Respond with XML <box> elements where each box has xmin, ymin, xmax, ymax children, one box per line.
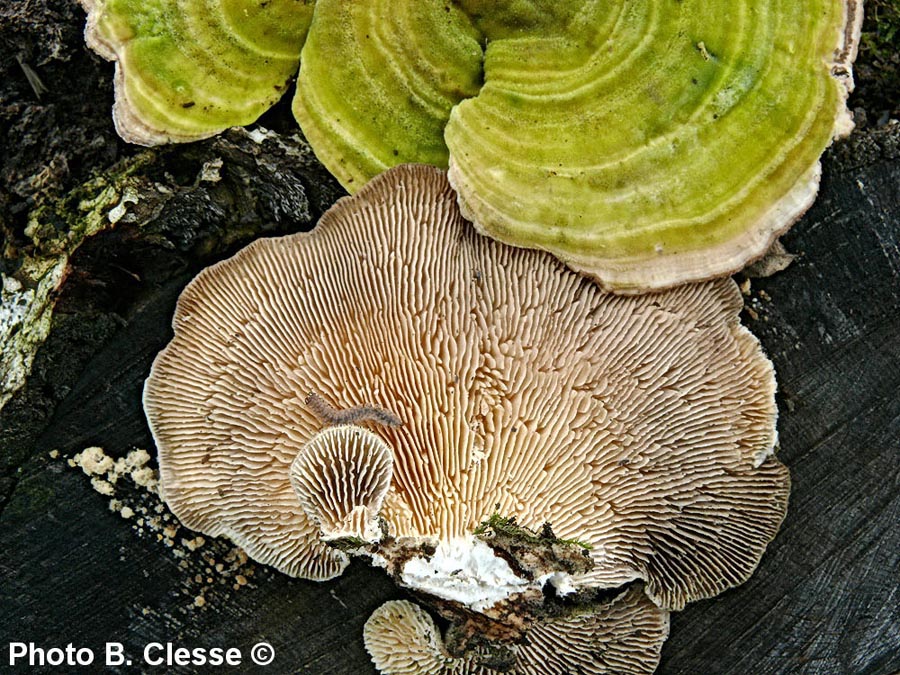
<box><xmin>81</xmin><ymin>0</ymin><xmax>315</xmax><ymax>144</ymax></box>
<box><xmin>83</xmin><ymin>0</ymin><xmax>861</xmax><ymax>292</ymax></box>
<box><xmin>295</xmin><ymin>0</ymin><xmax>862</xmax><ymax>292</ymax></box>
<box><xmin>455</xmin><ymin>1</ymin><xmax>863</xmax><ymax>292</ymax></box>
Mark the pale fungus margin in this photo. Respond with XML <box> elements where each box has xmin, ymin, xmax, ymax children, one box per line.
<box><xmin>144</xmin><ymin>164</ymin><xmax>790</xmax><ymax>670</ymax></box>
<box><xmin>82</xmin><ymin>0</ymin><xmax>862</xmax><ymax>292</ymax></box>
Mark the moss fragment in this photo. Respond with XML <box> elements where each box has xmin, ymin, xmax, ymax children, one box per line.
<box><xmin>474</xmin><ymin>511</ymin><xmax>593</xmax><ymax>552</ymax></box>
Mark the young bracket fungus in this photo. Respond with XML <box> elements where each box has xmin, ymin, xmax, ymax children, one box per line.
<box><xmin>84</xmin><ymin>0</ymin><xmax>861</xmax><ymax>291</ymax></box>
<box><xmin>290</xmin><ymin>424</ymin><xmax>393</xmax><ymax>546</ymax></box>
<box><xmin>145</xmin><ymin>165</ymin><xmax>789</xmax><ymax>670</ymax></box>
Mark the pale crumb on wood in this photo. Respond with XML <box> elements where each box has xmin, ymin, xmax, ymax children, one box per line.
<box><xmin>61</xmin><ymin>443</ymin><xmax>260</xmax><ymax>611</ymax></box>
<box><xmin>744</xmin><ymin>239</ymin><xmax>797</xmax><ymax>278</ymax></box>
<box><xmin>91</xmin><ymin>477</ymin><xmax>115</xmax><ymax>496</ymax></box>
<box><xmin>183</xmin><ymin>536</ymin><xmax>206</xmax><ymax>551</ymax></box>
<box><xmin>125</xmin><ymin>448</ymin><xmax>151</xmax><ymax>469</ymax></box>
<box><xmin>131</xmin><ymin>467</ymin><xmax>158</xmax><ymax>490</ymax></box>
<box><xmin>108</xmin><ymin>462</ymin><xmax>123</xmax><ymax>483</ymax></box>
<box><xmin>75</xmin><ymin>446</ymin><xmax>114</xmax><ymax>476</ymax></box>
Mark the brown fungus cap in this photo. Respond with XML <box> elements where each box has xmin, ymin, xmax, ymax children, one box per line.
<box><xmin>144</xmin><ymin>164</ymin><xmax>788</xmax><ymax>609</ymax></box>
<box><xmin>290</xmin><ymin>424</ymin><xmax>393</xmax><ymax>544</ymax></box>
<box><xmin>364</xmin><ymin>586</ymin><xmax>669</xmax><ymax>675</ymax></box>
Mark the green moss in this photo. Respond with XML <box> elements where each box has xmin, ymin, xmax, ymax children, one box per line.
<box><xmin>857</xmin><ymin>0</ymin><xmax>900</xmax><ymax>117</ymax></box>
<box><xmin>1</xmin><ymin>151</ymin><xmax>158</xmax><ymax>410</ymax></box>
<box><xmin>862</xmin><ymin>1</ymin><xmax>900</xmax><ymax>63</ymax></box>
<box><xmin>23</xmin><ymin>152</ymin><xmax>157</xmax><ymax>255</ymax></box>
<box><xmin>1</xmin><ymin>474</ymin><xmax>56</xmax><ymax>520</ymax></box>
<box><xmin>326</xmin><ymin>535</ymin><xmax>370</xmax><ymax>551</ymax></box>
<box><xmin>474</xmin><ymin>511</ymin><xmax>592</xmax><ymax>551</ymax></box>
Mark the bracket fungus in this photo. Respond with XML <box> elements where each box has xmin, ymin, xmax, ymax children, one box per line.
<box><xmin>145</xmin><ymin>164</ymin><xmax>790</xmax><ymax>670</ymax></box>
<box><xmin>290</xmin><ymin>424</ymin><xmax>393</xmax><ymax>546</ymax></box>
<box><xmin>364</xmin><ymin>586</ymin><xmax>669</xmax><ymax>675</ymax></box>
<box><xmin>80</xmin><ymin>0</ymin><xmax>315</xmax><ymax>144</ymax></box>
<box><xmin>84</xmin><ymin>0</ymin><xmax>861</xmax><ymax>291</ymax></box>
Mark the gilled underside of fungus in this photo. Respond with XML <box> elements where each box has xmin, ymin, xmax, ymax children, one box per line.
<box><xmin>145</xmin><ymin>164</ymin><xmax>790</xmax><ymax>671</ymax></box>
<box><xmin>364</xmin><ymin>586</ymin><xmax>670</xmax><ymax>675</ymax></box>
<box><xmin>84</xmin><ymin>0</ymin><xmax>861</xmax><ymax>291</ymax></box>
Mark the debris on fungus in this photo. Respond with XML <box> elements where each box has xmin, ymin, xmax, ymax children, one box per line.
<box><xmin>143</xmin><ymin>164</ymin><xmax>789</xmax><ymax>668</ymax></box>
<box><xmin>82</xmin><ymin>0</ymin><xmax>862</xmax><ymax>292</ymax></box>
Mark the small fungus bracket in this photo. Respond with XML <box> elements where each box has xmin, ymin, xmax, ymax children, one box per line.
<box><xmin>290</xmin><ymin>425</ymin><xmax>394</xmax><ymax>545</ymax></box>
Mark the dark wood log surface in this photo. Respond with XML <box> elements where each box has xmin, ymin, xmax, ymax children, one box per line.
<box><xmin>1</xmin><ymin>2</ymin><xmax>898</xmax><ymax>674</ymax></box>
